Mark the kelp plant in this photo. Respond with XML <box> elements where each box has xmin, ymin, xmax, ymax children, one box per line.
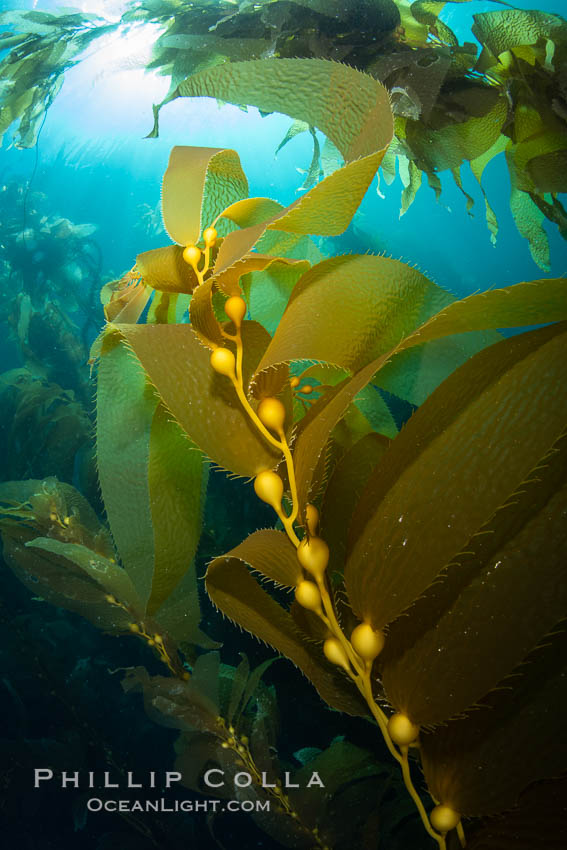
<box><xmin>93</xmin><ymin>58</ymin><xmax>567</xmax><ymax>848</ymax></box>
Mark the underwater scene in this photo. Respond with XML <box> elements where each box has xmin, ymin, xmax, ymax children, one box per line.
<box><xmin>0</xmin><ymin>0</ymin><xmax>566</xmax><ymax>848</ymax></box>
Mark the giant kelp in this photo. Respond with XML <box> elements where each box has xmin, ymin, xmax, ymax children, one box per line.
<box><xmin>96</xmin><ymin>57</ymin><xmax>567</xmax><ymax>848</ymax></box>
<box><xmin>1</xmin><ymin>43</ymin><xmax>567</xmax><ymax>850</ymax></box>
<box><xmin>0</xmin><ymin>8</ymin><xmax>116</xmax><ymax>147</ymax></box>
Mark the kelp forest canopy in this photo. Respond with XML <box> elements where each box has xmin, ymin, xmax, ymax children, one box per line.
<box><xmin>1</xmin><ymin>0</ymin><xmax>566</xmax><ymax>268</ymax></box>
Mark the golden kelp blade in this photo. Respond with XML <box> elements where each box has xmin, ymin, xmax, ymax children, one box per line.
<box><xmin>274</xmin><ymin>274</ymin><xmax>567</xmax><ymax>510</ymax></box>
<box><xmin>136</xmin><ymin>245</ymin><xmax>198</xmax><ymax>294</ymax></box>
<box><xmin>115</xmin><ymin>323</ymin><xmax>282</xmax><ymax>478</ymax></box>
<box><xmin>254</xmin><ymin>254</ymin><xmax>454</xmax><ymax>375</ymax></box>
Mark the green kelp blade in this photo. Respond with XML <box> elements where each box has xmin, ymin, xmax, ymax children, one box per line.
<box><xmin>397</xmin><ymin>277</ymin><xmax>567</xmax><ymax>342</ymax></box>
<box><xmin>381</xmin><ymin>432</ymin><xmax>567</xmax><ymax>725</ymax></box>
<box><xmin>472</xmin><ymin>9</ymin><xmax>567</xmax><ymax>60</ymax></box>
<box><xmin>376</xmin><ymin>276</ymin><xmax>567</xmax><ymax>404</ymax></box>
<box><xmin>161</xmin><ymin>146</ymin><xmax>248</xmax><ymax>246</ymax></box>
<box><xmin>146</xmin><ymin>402</ymin><xmax>205</xmax><ymax>615</ymax></box>
<box><xmin>242</xmin><ymin>258</ymin><xmax>311</xmax><ymax>337</ymax></box>
<box><xmin>405</xmin><ymin>88</ymin><xmax>507</xmax><ymax>174</ymax></box>
<box><xmin>420</xmin><ymin>625</ymin><xmax>567</xmax><ymax>816</ymax></box>
<box><xmin>199</xmin><ymin>148</ymin><xmax>249</xmax><ymax>238</ymax></box>
<box><xmin>205</xmin><ymin>537</ymin><xmax>367</xmax><ymax>716</ymax></box>
<box><xmin>238</xmin><ymin>657</ymin><xmax>277</xmax><ymax>722</ymax></box>
<box><xmin>344</xmin><ymin>322</ymin><xmax>567</xmax><ymax>631</ymax></box>
<box><xmin>115</xmin><ymin>323</ymin><xmax>282</xmax><ymax>477</ymax></box>
<box><xmin>470</xmin><ymin>135</ymin><xmax>508</xmax><ymax>244</ymax></box>
<box><xmin>465</xmin><ymin>776</ymin><xmax>567</xmax><ymax>850</ymax></box>
<box><xmin>1</xmin><ymin>527</ymin><xmax>135</xmax><ymax>634</ymax></box>
<box><xmin>226</xmin><ymin>654</ymin><xmax>250</xmax><ymax>724</ymax></box>
<box><xmin>26</xmin><ymin>537</ymin><xmax>142</xmax><ymax>609</ymax></box>
<box><xmin>97</xmin><ymin>330</ymin><xmax>156</xmax><ymax>607</ymax></box>
<box><xmin>97</xmin><ymin>331</ymin><xmax>209</xmax><ymax>626</ymax></box>
<box><xmin>124</xmin><ymin>667</ymin><xmax>220</xmax><ymax>736</ymax></box>
<box><xmin>153</xmin><ymin>58</ymin><xmax>393</xmax><ymax>163</ymax></box>
<box><xmin>508</xmin><ymin>153</ymin><xmax>551</xmax><ymax>271</ymax></box>
<box><xmin>255</xmin><ymin>254</ymin><xmax>453</xmax><ymax>374</ymax></box>
<box><xmin>374</xmin><ymin>330</ymin><xmax>500</xmax><ymax>407</ymax></box>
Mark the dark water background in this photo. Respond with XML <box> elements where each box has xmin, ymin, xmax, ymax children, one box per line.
<box><xmin>0</xmin><ymin>1</ymin><xmax>566</xmax><ymax>849</ymax></box>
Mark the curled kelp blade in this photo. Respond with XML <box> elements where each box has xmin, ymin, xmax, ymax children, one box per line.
<box><xmin>345</xmin><ymin>321</ymin><xmax>567</xmax><ymax>632</ymax></box>
<box><xmin>136</xmin><ymin>245</ymin><xmax>198</xmax><ymax>294</ymax></box>
<box><xmin>101</xmin><ymin>275</ymin><xmax>152</xmax><ymax>323</ymax></box>
<box><xmin>420</xmin><ymin>624</ymin><xmax>567</xmax><ymax>817</ymax></box>
<box><xmin>151</xmin><ymin>58</ymin><xmax>394</xmax><ymax>268</ymax></box>
<box><xmin>205</xmin><ymin>534</ymin><xmax>366</xmax><ymax>717</ymax></box>
<box><xmin>114</xmin><ymin>323</ymin><xmax>282</xmax><ymax>477</ymax></box>
<box><xmin>161</xmin><ymin>146</ymin><xmax>248</xmax><ymax>246</ymax></box>
<box><xmin>96</xmin><ymin>331</ymin><xmax>208</xmax><ymax>625</ymax></box>
<box><xmin>380</xmin><ymin>431</ymin><xmax>567</xmax><ymax>726</ymax></box>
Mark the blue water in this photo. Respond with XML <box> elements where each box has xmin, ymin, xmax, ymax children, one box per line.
<box><xmin>1</xmin><ymin>0</ymin><xmax>566</xmax><ymax>332</ymax></box>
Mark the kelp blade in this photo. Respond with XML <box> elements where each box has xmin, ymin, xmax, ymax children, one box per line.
<box><xmin>161</xmin><ymin>146</ymin><xmax>247</xmax><ymax>246</ymax></box>
<box><xmin>381</xmin><ymin>432</ymin><xmax>567</xmax><ymax>725</ymax></box>
<box><xmin>206</xmin><ymin>532</ymin><xmax>366</xmax><ymax>716</ymax></box>
<box><xmin>97</xmin><ymin>331</ymin><xmax>208</xmax><ymax>623</ymax></box>
<box><xmin>115</xmin><ymin>323</ymin><xmax>281</xmax><ymax>477</ymax></box>
<box><xmin>344</xmin><ymin>322</ymin><xmax>567</xmax><ymax>631</ymax></box>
